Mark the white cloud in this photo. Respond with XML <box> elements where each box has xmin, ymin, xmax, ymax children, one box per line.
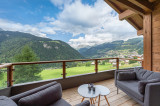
<box><xmin>0</xmin><ymin>19</ymin><xmax>47</xmax><ymax>37</ymax></box>
<box><xmin>50</xmin><ymin>0</ymin><xmax>73</xmax><ymax>9</ymax></box>
<box><xmin>49</xmin><ymin>0</ymin><xmax>137</xmax><ymax>48</ymax></box>
<box><xmin>0</xmin><ymin>0</ymin><xmax>137</xmax><ymax>49</ymax></box>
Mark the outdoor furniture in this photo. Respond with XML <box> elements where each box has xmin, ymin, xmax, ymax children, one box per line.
<box><xmin>95</xmin><ymin>85</ymin><xmax>110</xmax><ymax>106</ymax></box>
<box><xmin>0</xmin><ymin>81</ymin><xmax>90</xmax><ymax>106</ymax></box>
<box><xmin>78</xmin><ymin>84</ymin><xmax>110</xmax><ymax>106</ymax></box>
<box><xmin>115</xmin><ymin>67</ymin><xmax>160</xmax><ymax>106</ymax></box>
<box><xmin>78</xmin><ymin>84</ymin><xmax>100</xmax><ymax>105</ymax></box>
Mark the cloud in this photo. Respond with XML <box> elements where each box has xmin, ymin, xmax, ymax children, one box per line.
<box><xmin>0</xmin><ymin>0</ymin><xmax>137</xmax><ymax>49</ymax></box>
<box><xmin>0</xmin><ymin>18</ymin><xmax>57</xmax><ymax>37</ymax></box>
<box><xmin>50</xmin><ymin>0</ymin><xmax>73</xmax><ymax>9</ymax></box>
<box><xmin>49</xmin><ymin>0</ymin><xmax>137</xmax><ymax>48</ymax></box>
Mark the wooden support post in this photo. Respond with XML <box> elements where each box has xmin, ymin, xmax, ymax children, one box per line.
<box><xmin>62</xmin><ymin>62</ymin><xmax>66</xmax><ymax>79</ymax></box>
<box><xmin>95</xmin><ymin>60</ymin><xmax>98</xmax><ymax>73</ymax></box>
<box><xmin>116</xmin><ymin>58</ymin><xmax>119</xmax><ymax>70</ymax></box>
<box><xmin>7</xmin><ymin>65</ymin><xmax>13</xmax><ymax>87</ymax></box>
<box><xmin>143</xmin><ymin>13</ymin><xmax>152</xmax><ymax>70</ymax></box>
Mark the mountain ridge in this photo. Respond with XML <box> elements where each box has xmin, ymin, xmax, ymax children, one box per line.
<box><xmin>0</xmin><ymin>30</ymin><xmax>84</xmax><ymax>63</ymax></box>
<box><xmin>79</xmin><ymin>37</ymin><xmax>143</xmax><ymax>58</ymax></box>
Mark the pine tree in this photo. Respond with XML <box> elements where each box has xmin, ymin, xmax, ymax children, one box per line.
<box><xmin>14</xmin><ymin>45</ymin><xmax>42</xmax><ymax>84</ymax></box>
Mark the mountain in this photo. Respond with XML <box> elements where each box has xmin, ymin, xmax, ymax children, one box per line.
<box><xmin>0</xmin><ymin>31</ymin><xmax>84</xmax><ymax>63</ymax></box>
<box><xmin>0</xmin><ymin>28</ymin><xmax>3</xmax><ymax>31</ymax></box>
<box><xmin>79</xmin><ymin>38</ymin><xmax>143</xmax><ymax>58</ymax></box>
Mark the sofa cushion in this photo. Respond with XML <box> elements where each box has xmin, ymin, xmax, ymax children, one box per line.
<box><xmin>117</xmin><ymin>72</ymin><xmax>136</xmax><ymax>81</ymax></box>
<box><xmin>0</xmin><ymin>96</ymin><xmax>17</xmax><ymax>106</ymax></box>
<box><xmin>117</xmin><ymin>80</ymin><xmax>144</xmax><ymax>102</ymax></box>
<box><xmin>11</xmin><ymin>81</ymin><xmax>57</xmax><ymax>104</ymax></box>
<box><xmin>18</xmin><ymin>83</ymin><xmax>62</xmax><ymax>106</ymax></box>
<box><xmin>134</xmin><ymin>67</ymin><xmax>153</xmax><ymax>80</ymax></box>
<box><xmin>138</xmin><ymin>78</ymin><xmax>160</xmax><ymax>94</ymax></box>
<box><xmin>49</xmin><ymin>99</ymin><xmax>71</xmax><ymax>106</ymax></box>
<box><xmin>147</xmin><ymin>72</ymin><xmax>160</xmax><ymax>80</ymax></box>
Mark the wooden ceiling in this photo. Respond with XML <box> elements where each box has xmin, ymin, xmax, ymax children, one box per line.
<box><xmin>104</xmin><ymin>0</ymin><xmax>157</xmax><ymax>35</ymax></box>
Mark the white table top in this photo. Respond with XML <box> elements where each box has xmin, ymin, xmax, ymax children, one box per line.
<box><xmin>78</xmin><ymin>84</ymin><xmax>100</xmax><ymax>98</ymax></box>
<box><xmin>78</xmin><ymin>84</ymin><xmax>110</xmax><ymax>98</ymax></box>
<box><xmin>95</xmin><ymin>85</ymin><xmax>110</xmax><ymax>96</ymax></box>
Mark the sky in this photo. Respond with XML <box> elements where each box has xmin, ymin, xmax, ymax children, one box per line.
<box><xmin>0</xmin><ymin>0</ymin><xmax>139</xmax><ymax>48</ymax></box>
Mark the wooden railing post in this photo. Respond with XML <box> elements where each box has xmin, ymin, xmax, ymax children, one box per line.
<box><xmin>142</xmin><ymin>60</ymin><xmax>144</xmax><ymax>68</ymax></box>
<box><xmin>62</xmin><ymin>62</ymin><xmax>66</xmax><ymax>79</ymax></box>
<box><xmin>95</xmin><ymin>60</ymin><xmax>98</xmax><ymax>73</ymax></box>
<box><xmin>116</xmin><ymin>58</ymin><xmax>119</xmax><ymax>70</ymax></box>
<box><xmin>7</xmin><ymin>65</ymin><xmax>13</xmax><ymax>87</ymax></box>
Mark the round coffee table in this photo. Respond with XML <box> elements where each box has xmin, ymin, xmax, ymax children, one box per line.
<box><xmin>95</xmin><ymin>85</ymin><xmax>110</xmax><ymax>106</ymax></box>
<box><xmin>78</xmin><ymin>84</ymin><xmax>100</xmax><ymax>104</ymax></box>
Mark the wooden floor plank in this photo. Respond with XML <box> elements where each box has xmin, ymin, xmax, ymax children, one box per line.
<box><xmin>62</xmin><ymin>79</ymin><xmax>140</xmax><ymax>106</ymax></box>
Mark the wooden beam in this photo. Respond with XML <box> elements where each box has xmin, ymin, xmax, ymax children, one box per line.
<box><xmin>119</xmin><ymin>9</ymin><xmax>136</xmax><ymax>20</ymax></box>
<box><xmin>110</xmin><ymin>0</ymin><xmax>145</xmax><ymax>15</ymax></box>
<box><xmin>126</xmin><ymin>18</ymin><xmax>141</xmax><ymax>30</ymax></box>
<box><xmin>137</xmin><ymin>29</ymin><xmax>143</xmax><ymax>35</ymax></box>
<box><xmin>143</xmin><ymin>13</ymin><xmax>152</xmax><ymax>70</ymax></box>
<box><xmin>128</xmin><ymin>0</ymin><xmax>153</xmax><ymax>12</ymax></box>
<box><xmin>104</xmin><ymin>0</ymin><xmax>122</xmax><ymax>13</ymax></box>
<box><xmin>148</xmin><ymin>0</ymin><xmax>156</xmax><ymax>2</ymax></box>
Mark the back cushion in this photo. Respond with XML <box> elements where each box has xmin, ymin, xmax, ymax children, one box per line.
<box><xmin>11</xmin><ymin>81</ymin><xmax>57</xmax><ymax>104</ymax></box>
<box><xmin>147</xmin><ymin>72</ymin><xmax>160</xmax><ymax>80</ymax></box>
<box><xmin>18</xmin><ymin>83</ymin><xmax>62</xmax><ymax>106</ymax></box>
<box><xmin>134</xmin><ymin>67</ymin><xmax>153</xmax><ymax>80</ymax></box>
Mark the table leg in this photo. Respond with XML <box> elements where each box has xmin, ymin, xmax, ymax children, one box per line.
<box><xmin>95</xmin><ymin>97</ymin><xmax>97</xmax><ymax>101</ymax></box>
<box><xmin>104</xmin><ymin>96</ymin><xmax>110</xmax><ymax>106</ymax></box>
<box><xmin>81</xmin><ymin>97</ymin><xmax>84</xmax><ymax>102</ymax></box>
<box><xmin>98</xmin><ymin>95</ymin><xmax>100</xmax><ymax>106</ymax></box>
<box><xmin>92</xmin><ymin>98</ymin><xmax>95</xmax><ymax>104</ymax></box>
<box><xmin>90</xmin><ymin>98</ymin><xmax>92</xmax><ymax>104</ymax></box>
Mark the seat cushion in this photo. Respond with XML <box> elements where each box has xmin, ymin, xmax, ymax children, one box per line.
<box><xmin>117</xmin><ymin>72</ymin><xmax>136</xmax><ymax>81</ymax></box>
<box><xmin>18</xmin><ymin>83</ymin><xmax>62</xmax><ymax>106</ymax></box>
<box><xmin>49</xmin><ymin>99</ymin><xmax>71</xmax><ymax>106</ymax></box>
<box><xmin>0</xmin><ymin>96</ymin><xmax>17</xmax><ymax>106</ymax></box>
<box><xmin>117</xmin><ymin>80</ymin><xmax>144</xmax><ymax>102</ymax></box>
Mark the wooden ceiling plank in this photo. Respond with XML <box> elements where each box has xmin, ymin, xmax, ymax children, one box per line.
<box><xmin>110</xmin><ymin>0</ymin><xmax>145</xmax><ymax>15</ymax></box>
<box><xmin>128</xmin><ymin>0</ymin><xmax>153</xmax><ymax>12</ymax></box>
<box><xmin>137</xmin><ymin>29</ymin><xmax>143</xmax><ymax>36</ymax></box>
<box><xmin>119</xmin><ymin>9</ymin><xmax>136</xmax><ymax>20</ymax></box>
<box><xmin>104</xmin><ymin>0</ymin><xmax>122</xmax><ymax>13</ymax></box>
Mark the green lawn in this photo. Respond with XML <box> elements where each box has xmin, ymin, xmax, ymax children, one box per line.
<box><xmin>39</xmin><ymin>62</ymin><xmax>140</xmax><ymax>80</ymax></box>
<box><xmin>0</xmin><ymin>62</ymin><xmax>141</xmax><ymax>88</ymax></box>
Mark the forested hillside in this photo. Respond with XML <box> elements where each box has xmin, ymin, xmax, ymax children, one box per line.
<box><xmin>0</xmin><ymin>31</ymin><xmax>84</xmax><ymax>63</ymax></box>
<box><xmin>79</xmin><ymin>38</ymin><xmax>143</xmax><ymax>58</ymax></box>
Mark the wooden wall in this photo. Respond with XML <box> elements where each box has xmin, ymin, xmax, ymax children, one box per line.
<box><xmin>152</xmin><ymin>2</ymin><xmax>160</xmax><ymax>72</ymax></box>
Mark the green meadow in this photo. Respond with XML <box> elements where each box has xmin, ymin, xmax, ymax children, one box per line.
<box><xmin>0</xmin><ymin>62</ymin><xmax>140</xmax><ymax>89</ymax></box>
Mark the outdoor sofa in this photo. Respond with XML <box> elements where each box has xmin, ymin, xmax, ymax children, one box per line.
<box><xmin>0</xmin><ymin>81</ymin><xmax>90</xmax><ymax>106</ymax></box>
<box><xmin>115</xmin><ymin>67</ymin><xmax>160</xmax><ymax>106</ymax></box>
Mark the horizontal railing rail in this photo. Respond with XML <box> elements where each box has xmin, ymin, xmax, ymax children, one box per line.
<box><xmin>0</xmin><ymin>58</ymin><xmax>143</xmax><ymax>87</ymax></box>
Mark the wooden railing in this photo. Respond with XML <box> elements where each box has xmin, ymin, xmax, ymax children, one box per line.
<box><xmin>0</xmin><ymin>58</ymin><xmax>143</xmax><ymax>87</ymax></box>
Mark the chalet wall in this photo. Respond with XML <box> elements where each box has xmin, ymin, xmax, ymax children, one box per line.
<box><xmin>152</xmin><ymin>2</ymin><xmax>160</xmax><ymax>72</ymax></box>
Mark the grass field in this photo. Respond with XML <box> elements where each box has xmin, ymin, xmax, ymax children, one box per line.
<box><xmin>39</xmin><ymin>62</ymin><xmax>140</xmax><ymax>80</ymax></box>
<box><xmin>0</xmin><ymin>62</ymin><xmax>141</xmax><ymax>89</ymax></box>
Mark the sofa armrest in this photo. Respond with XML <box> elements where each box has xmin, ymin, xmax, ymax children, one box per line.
<box><xmin>144</xmin><ymin>82</ymin><xmax>160</xmax><ymax>106</ymax></box>
<box><xmin>75</xmin><ymin>100</ymin><xmax>90</xmax><ymax>106</ymax></box>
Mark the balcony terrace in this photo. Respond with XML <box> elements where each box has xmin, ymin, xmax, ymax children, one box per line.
<box><xmin>63</xmin><ymin>79</ymin><xmax>141</xmax><ymax>106</ymax></box>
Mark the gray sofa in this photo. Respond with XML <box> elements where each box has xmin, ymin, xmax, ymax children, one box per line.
<box><xmin>115</xmin><ymin>67</ymin><xmax>160</xmax><ymax>106</ymax></box>
<box><xmin>0</xmin><ymin>81</ymin><xmax>90</xmax><ymax>106</ymax></box>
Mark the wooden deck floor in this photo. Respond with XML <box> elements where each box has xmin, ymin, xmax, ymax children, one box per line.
<box><xmin>62</xmin><ymin>79</ymin><xmax>141</xmax><ymax>106</ymax></box>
